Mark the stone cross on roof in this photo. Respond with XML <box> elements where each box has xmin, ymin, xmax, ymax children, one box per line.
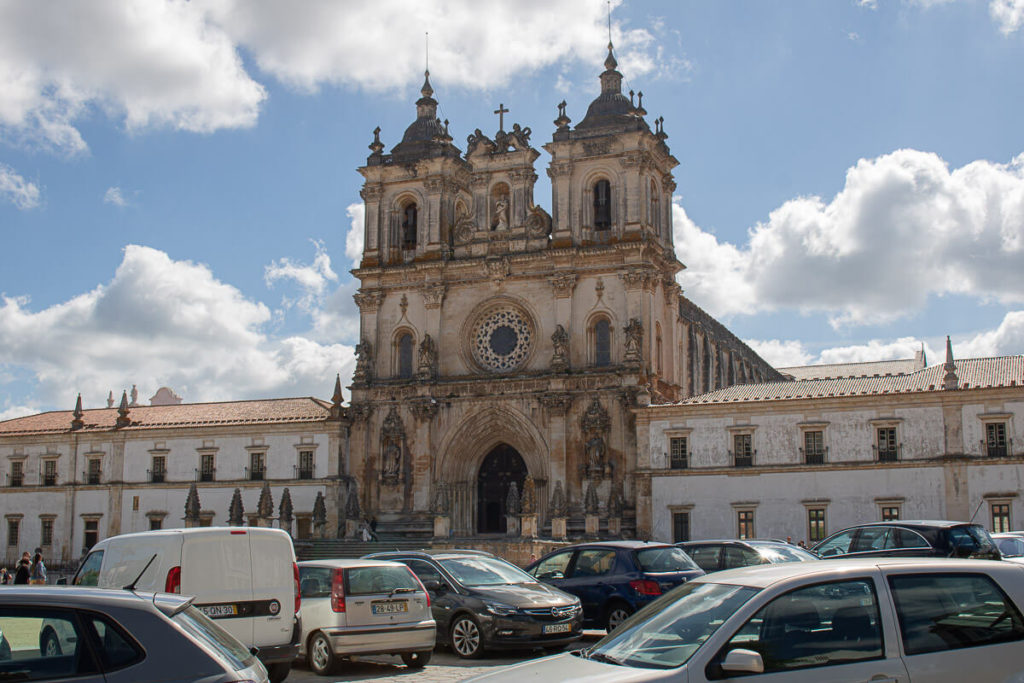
<box><xmin>493</xmin><ymin>103</ymin><xmax>509</xmax><ymax>132</ymax></box>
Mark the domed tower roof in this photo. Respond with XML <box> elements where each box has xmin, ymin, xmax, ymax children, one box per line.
<box><xmin>389</xmin><ymin>71</ymin><xmax>461</xmax><ymax>162</ymax></box>
<box><xmin>575</xmin><ymin>43</ymin><xmax>649</xmax><ymax>135</ymax></box>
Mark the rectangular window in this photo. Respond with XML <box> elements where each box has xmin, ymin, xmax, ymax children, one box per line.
<box><xmin>87</xmin><ymin>458</ymin><xmax>101</xmax><ymax>485</ymax></box>
<box><xmin>803</xmin><ymin>431</ymin><xmax>825</xmax><ymax>465</ymax></box>
<box><xmin>876</xmin><ymin>427</ymin><xmax>898</xmax><ymax>462</ymax></box>
<box><xmin>296</xmin><ymin>517</ymin><xmax>311</xmax><ymax>539</ymax></box>
<box><xmin>83</xmin><ymin>519</ymin><xmax>99</xmax><ymax>551</ymax></box>
<box><xmin>986</xmin><ymin>423</ymin><xmax>1008</xmax><ymax>458</ymax></box>
<box><xmin>150</xmin><ymin>456</ymin><xmax>166</xmax><ymax>483</ymax></box>
<box><xmin>149</xmin><ymin>517</ymin><xmax>163</xmax><ymax>531</ymax></box>
<box><xmin>733</xmin><ymin>434</ymin><xmax>753</xmax><ymax>467</ymax></box>
<box><xmin>41</xmin><ymin>518</ymin><xmax>54</xmax><ymax>546</ymax></box>
<box><xmin>737</xmin><ymin>509</ymin><xmax>755</xmax><ymax>540</ymax></box>
<box><xmin>992</xmin><ymin>503</ymin><xmax>1012</xmax><ymax>533</ymax></box>
<box><xmin>42</xmin><ymin>460</ymin><xmax>57</xmax><ymax>486</ymax></box>
<box><xmin>200</xmin><ymin>453</ymin><xmax>215</xmax><ymax>482</ymax></box>
<box><xmin>807</xmin><ymin>508</ymin><xmax>826</xmax><ymax>543</ymax></box>
<box><xmin>672</xmin><ymin>511</ymin><xmax>690</xmax><ymax>543</ymax></box>
<box><xmin>881</xmin><ymin>505</ymin><xmax>901</xmax><ymax>522</ymax></box>
<box><xmin>669</xmin><ymin>437</ymin><xmax>688</xmax><ymax>469</ymax></box>
<box><xmin>7</xmin><ymin>518</ymin><xmax>19</xmax><ymax>547</ymax></box>
<box><xmin>249</xmin><ymin>452</ymin><xmax>265</xmax><ymax>481</ymax></box>
<box><xmin>298</xmin><ymin>451</ymin><xmax>314</xmax><ymax>479</ymax></box>
<box><xmin>9</xmin><ymin>461</ymin><xmax>23</xmax><ymax>487</ymax></box>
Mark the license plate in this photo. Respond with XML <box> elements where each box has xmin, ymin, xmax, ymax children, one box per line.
<box><xmin>543</xmin><ymin>623</ymin><xmax>572</xmax><ymax>634</ymax></box>
<box><xmin>372</xmin><ymin>601</ymin><xmax>408</xmax><ymax>615</ymax></box>
<box><xmin>198</xmin><ymin>604</ymin><xmax>238</xmax><ymax>618</ymax></box>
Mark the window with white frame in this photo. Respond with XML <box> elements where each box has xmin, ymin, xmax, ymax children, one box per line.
<box><xmin>807</xmin><ymin>507</ymin><xmax>827</xmax><ymax>543</ymax></box>
<box><xmin>985</xmin><ymin>422</ymin><xmax>1009</xmax><ymax>458</ymax></box>
<box><xmin>803</xmin><ymin>430</ymin><xmax>826</xmax><ymax>464</ymax></box>
<box><xmin>875</xmin><ymin>426</ymin><xmax>899</xmax><ymax>462</ymax></box>
<box><xmin>669</xmin><ymin>436</ymin><xmax>688</xmax><ymax>469</ymax></box>
<box><xmin>40</xmin><ymin>517</ymin><xmax>54</xmax><ymax>547</ymax></box>
<box><xmin>249</xmin><ymin>452</ymin><xmax>265</xmax><ymax>481</ymax></box>
<box><xmin>9</xmin><ymin>460</ymin><xmax>23</xmax><ymax>487</ymax></box>
<box><xmin>6</xmin><ymin>517</ymin><xmax>20</xmax><ymax>547</ymax></box>
<box><xmin>881</xmin><ymin>505</ymin><xmax>901</xmax><ymax>522</ymax></box>
<box><xmin>732</xmin><ymin>433</ymin><xmax>754</xmax><ymax>467</ymax></box>
<box><xmin>992</xmin><ymin>502</ymin><xmax>1012</xmax><ymax>533</ymax></box>
<box><xmin>737</xmin><ymin>509</ymin><xmax>755</xmax><ymax>540</ymax></box>
<box><xmin>42</xmin><ymin>459</ymin><xmax>58</xmax><ymax>486</ymax></box>
<box><xmin>298</xmin><ymin>450</ymin><xmax>314</xmax><ymax>479</ymax></box>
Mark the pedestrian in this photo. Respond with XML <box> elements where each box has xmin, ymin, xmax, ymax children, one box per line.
<box><xmin>369</xmin><ymin>516</ymin><xmax>379</xmax><ymax>541</ymax></box>
<box><xmin>29</xmin><ymin>552</ymin><xmax>46</xmax><ymax>585</ymax></box>
<box><xmin>0</xmin><ymin>567</ymin><xmax>9</xmax><ymax>584</ymax></box>
<box><xmin>786</xmin><ymin>536</ymin><xmax>793</xmax><ymax>544</ymax></box>
<box><xmin>360</xmin><ymin>521</ymin><xmax>372</xmax><ymax>542</ymax></box>
<box><xmin>798</xmin><ymin>540</ymin><xmax>807</xmax><ymax>549</ymax></box>
<box><xmin>13</xmin><ymin>552</ymin><xmax>30</xmax><ymax>585</ymax></box>
<box><xmin>529</xmin><ymin>553</ymin><xmax>537</xmax><ymax>564</ymax></box>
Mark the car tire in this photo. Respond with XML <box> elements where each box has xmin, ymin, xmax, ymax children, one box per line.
<box><xmin>39</xmin><ymin>627</ymin><xmax>62</xmax><ymax>657</ymax></box>
<box><xmin>267</xmin><ymin>662</ymin><xmax>291</xmax><ymax>683</ymax></box>
<box><xmin>401</xmin><ymin>650</ymin><xmax>432</xmax><ymax>668</ymax></box>
<box><xmin>450</xmin><ymin>615</ymin><xmax>484</xmax><ymax>659</ymax></box>
<box><xmin>604</xmin><ymin>602</ymin><xmax>633</xmax><ymax>632</ymax></box>
<box><xmin>306</xmin><ymin>631</ymin><xmax>337</xmax><ymax>676</ymax></box>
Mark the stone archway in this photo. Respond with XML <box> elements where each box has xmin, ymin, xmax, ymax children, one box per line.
<box><xmin>476</xmin><ymin>444</ymin><xmax>527</xmax><ymax>534</ymax></box>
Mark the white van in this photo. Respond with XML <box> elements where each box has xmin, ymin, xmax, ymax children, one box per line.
<box><xmin>72</xmin><ymin>527</ymin><xmax>301</xmax><ymax>683</ymax></box>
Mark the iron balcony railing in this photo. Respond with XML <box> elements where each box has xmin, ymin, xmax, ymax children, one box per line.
<box><xmin>245</xmin><ymin>466</ymin><xmax>265</xmax><ymax>481</ymax></box>
<box><xmin>6</xmin><ymin>473</ymin><xmax>23</xmax><ymax>487</ymax></box>
<box><xmin>800</xmin><ymin>446</ymin><xmax>828</xmax><ymax>465</ymax></box>
<box><xmin>295</xmin><ymin>465</ymin><xmax>314</xmax><ymax>480</ymax></box>
<box><xmin>873</xmin><ymin>444</ymin><xmax>902</xmax><ymax>463</ymax></box>
<box><xmin>669</xmin><ymin>453</ymin><xmax>688</xmax><ymax>470</ymax></box>
<box><xmin>82</xmin><ymin>470</ymin><xmax>101</xmax><ymax>485</ymax></box>
<box><xmin>148</xmin><ymin>469</ymin><xmax>166</xmax><ymax>484</ymax></box>
<box><xmin>730</xmin><ymin>450</ymin><xmax>755</xmax><ymax>468</ymax></box>
<box><xmin>982</xmin><ymin>439</ymin><xmax>1013</xmax><ymax>458</ymax></box>
<box><xmin>40</xmin><ymin>472</ymin><xmax>57</xmax><ymax>486</ymax></box>
<box><xmin>196</xmin><ymin>467</ymin><xmax>217</xmax><ymax>482</ymax></box>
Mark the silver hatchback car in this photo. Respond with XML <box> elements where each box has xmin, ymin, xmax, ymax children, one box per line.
<box><xmin>0</xmin><ymin>586</ymin><xmax>268</xmax><ymax>682</ymax></box>
<box><xmin>298</xmin><ymin>558</ymin><xmax>435</xmax><ymax>675</ymax></box>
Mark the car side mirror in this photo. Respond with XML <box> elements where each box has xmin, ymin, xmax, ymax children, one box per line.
<box><xmin>425</xmin><ymin>580</ymin><xmax>445</xmax><ymax>594</ymax></box>
<box><xmin>538</xmin><ymin>571</ymin><xmax>564</xmax><ymax>580</ymax></box>
<box><xmin>249</xmin><ymin>646</ymin><xmax>260</xmax><ymax>657</ymax></box>
<box><xmin>721</xmin><ymin>648</ymin><xmax>764</xmax><ymax>675</ymax></box>
<box><xmin>56</xmin><ymin>577</ymin><xmax>68</xmax><ymax>586</ymax></box>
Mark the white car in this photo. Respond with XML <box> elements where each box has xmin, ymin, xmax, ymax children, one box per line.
<box><xmin>297</xmin><ymin>558</ymin><xmax>435</xmax><ymax>676</ymax></box>
<box><xmin>468</xmin><ymin>558</ymin><xmax>1024</xmax><ymax>682</ymax></box>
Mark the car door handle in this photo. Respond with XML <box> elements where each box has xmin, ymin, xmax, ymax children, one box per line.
<box><xmin>868</xmin><ymin>677</ymin><xmax>900</xmax><ymax>683</ymax></box>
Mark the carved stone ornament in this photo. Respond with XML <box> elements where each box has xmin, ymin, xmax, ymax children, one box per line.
<box><xmin>360</xmin><ymin>184</ymin><xmax>384</xmax><ymax>201</ymax></box>
<box><xmin>548</xmin><ymin>273</ymin><xmax>577</xmax><ymax>299</ymax></box>
<box><xmin>278</xmin><ymin>487</ymin><xmax>294</xmax><ymax>526</ymax></box>
<box><xmin>619</xmin><ymin>269</ymin><xmax>650</xmax><ymax>291</ymax></box>
<box><xmin>184</xmin><ymin>483</ymin><xmax>201</xmax><ymax>524</ymax></box>
<box><xmin>624</xmin><ymin>318</ymin><xmax>643</xmax><ymax>362</ymax></box>
<box><xmin>353</xmin><ymin>290</ymin><xmax>385</xmax><ymax>313</ymax></box>
<box><xmin>581</xmin><ymin>398</ymin><xmax>611</xmax><ymax>436</ymax></box>
<box><xmin>581</xmin><ymin>398</ymin><xmax>611</xmax><ymax>479</ymax></box>
<box><xmin>549</xmin><ymin>480</ymin><xmax>567</xmax><ymax>517</ymax></box>
<box><xmin>256</xmin><ymin>481</ymin><xmax>274</xmax><ymax>519</ymax></box>
<box><xmin>353</xmin><ymin>339</ymin><xmax>373</xmax><ymax>384</ymax></box>
<box><xmin>607</xmin><ymin>481</ymin><xmax>623</xmax><ymax>518</ymax></box>
<box><xmin>345</xmin><ymin>485</ymin><xmax>361</xmax><ymax>518</ymax></box>
<box><xmin>312</xmin><ymin>491</ymin><xmax>327</xmax><ymax>526</ymax></box>
<box><xmin>584</xmin><ymin>481</ymin><xmax>600</xmax><ymax>515</ymax></box>
<box><xmin>409</xmin><ymin>396</ymin><xmax>439</xmax><ymax>421</ymax></box>
<box><xmin>420</xmin><ymin>283</ymin><xmax>447</xmax><ymax>309</ymax></box>
<box><xmin>494</xmin><ymin>122</ymin><xmax>532</xmax><ymax>153</ymax></box>
<box><xmin>348</xmin><ymin>402</ymin><xmax>373</xmax><ymax>423</ymax></box>
<box><xmin>550</xmin><ymin>324</ymin><xmax>569</xmax><ymax>372</ymax></box>
<box><xmin>583</xmin><ymin>139</ymin><xmax>612</xmax><ymax>157</ymax></box>
<box><xmin>466</xmin><ymin>129</ymin><xmax>495</xmax><ymax>156</ymax></box>
<box><xmin>539</xmin><ymin>392</ymin><xmax>573</xmax><ymax>415</ymax></box>
<box><xmin>525</xmin><ymin>205</ymin><xmax>552</xmax><ymax>237</ymax></box>
<box><xmin>416</xmin><ymin>334</ymin><xmax>438</xmax><ymax>380</ymax></box>
<box><xmin>380</xmin><ymin>407</ymin><xmax>405</xmax><ymax>485</ymax></box>
<box><xmin>431</xmin><ymin>482</ymin><xmax>450</xmax><ymax>515</ymax></box>
<box><xmin>520</xmin><ymin>475</ymin><xmax>537</xmax><ymax>514</ymax></box>
<box><xmin>228</xmin><ymin>488</ymin><xmax>244</xmax><ymax>526</ymax></box>
<box><xmin>485</xmin><ymin>257</ymin><xmax>511</xmax><ymax>284</ymax></box>
<box><xmin>506</xmin><ymin>481</ymin><xmax>521</xmax><ymax>516</ymax></box>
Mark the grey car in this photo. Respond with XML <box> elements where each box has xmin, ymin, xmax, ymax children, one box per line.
<box><xmin>0</xmin><ymin>586</ymin><xmax>268</xmax><ymax>682</ymax></box>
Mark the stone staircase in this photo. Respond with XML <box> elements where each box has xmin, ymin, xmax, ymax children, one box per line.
<box><xmin>294</xmin><ymin>536</ymin><xmax>428</xmax><ymax>560</ymax></box>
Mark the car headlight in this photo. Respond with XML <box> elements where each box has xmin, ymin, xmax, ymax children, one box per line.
<box><xmin>485</xmin><ymin>602</ymin><xmax>518</xmax><ymax>616</ymax></box>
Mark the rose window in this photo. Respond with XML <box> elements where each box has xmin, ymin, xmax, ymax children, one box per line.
<box><xmin>472</xmin><ymin>307</ymin><xmax>533</xmax><ymax>372</ymax></box>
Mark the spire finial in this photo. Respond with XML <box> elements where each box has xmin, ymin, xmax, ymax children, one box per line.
<box><xmin>332</xmin><ymin>374</ymin><xmax>343</xmax><ymax>406</ymax></box>
<box><xmin>943</xmin><ymin>335</ymin><xmax>959</xmax><ymax>391</ymax></box>
<box><xmin>421</xmin><ymin>70</ymin><xmax>433</xmax><ymax>98</ymax></box>
<box><xmin>71</xmin><ymin>393</ymin><xmax>84</xmax><ymax>430</ymax></box>
<box><xmin>116</xmin><ymin>390</ymin><xmax>132</xmax><ymax>428</ymax></box>
<box><xmin>425</xmin><ymin>32</ymin><xmax>429</xmax><ymax>73</ymax></box>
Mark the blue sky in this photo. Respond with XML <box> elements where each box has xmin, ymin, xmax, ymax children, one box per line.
<box><xmin>1</xmin><ymin>0</ymin><xmax>1023</xmax><ymax>417</ymax></box>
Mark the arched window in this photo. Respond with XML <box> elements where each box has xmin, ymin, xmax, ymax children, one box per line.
<box><xmin>650</xmin><ymin>179</ymin><xmax>660</xmax><ymax>234</ymax></box>
<box><xmin>401</xmin><ymin>203</ymin><xmax>418</xmax><ymax>250</ymax></box>
<box><xmin>594</xmin><ymin>318</ymin><xmax>611</xmax><ymax>367</ymax></box>
<box><xmin>593</xmin><ymin>179</ymin><xmax>612</xmax><ymax>230</ymax></box>
<box><xmin>398</xmin><ymin>333</ymin><xmax>414</xmax><ymax>379</ymax></box>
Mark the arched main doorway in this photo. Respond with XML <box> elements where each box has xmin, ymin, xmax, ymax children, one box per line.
<box><xmin>477</xmin><ymin>444</ymin><xmax>527</xmax><ymax>534</ymax></box>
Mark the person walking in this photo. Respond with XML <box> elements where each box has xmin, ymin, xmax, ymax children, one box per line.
<box><xmin>29</xmin><ymin>553</ymin><xmax>46</xmax><ymax>585</ymax></box>
<box><xmin>13</xmin><ymin>552</ymin><xmax>30</xmax><ymax>585</ymax></box>
<box><xmin>0</xmin><ymin>567</ymin><xmax>10</xmax><ymax>584</ymax></box>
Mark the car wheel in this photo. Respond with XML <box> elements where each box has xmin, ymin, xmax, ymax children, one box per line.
<box><xmin>401</xmin><ymin>650</ymin><xmax>432</xmax><ymax>668</ymax></box>
<box><xmin>267</xmin><ymin>662</ymin><xmax>291</xmax><ymax>683</ymax></box>
<box><xmin>450</xmin><ymin>615</ymin><xmax>483</xmax><ymax>658</ymax></box>
<box><xmin>604</xmin><ymin>602</ymin><xmax>633</xmax><ymax>632</ymax></box>
<box><xmin>306</xmin><ymin>631</ymin><xmax>337</xmax><ymax>676</ymax></box>
<box><xmin>40</xmin><ymin>628</ymin><xmax>62</xmax><ymax>657</ymax></box>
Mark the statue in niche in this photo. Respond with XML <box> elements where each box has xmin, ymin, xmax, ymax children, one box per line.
<box><xmin>417</xmin><ymin>334</ymin><xmax>437</xmax><ymax>379</ymax></box>
<box><xmin>492</xmin><ymin>198</ymin><xmax>509</xmax><ymax>231</ymax></box>
<box><xmin>624</xmin><ymin>318</ymin><xmax>643</xmax><ymax>362</ymax></box>
<box><xmin>551</xmin><ymin>324</ymin><xmax>569</xmax><ymax>371</ymax></box>
<box><xmin>382</xmin><ymin>441</ymin><xmax>401</xmax><ymax>482</ymax></box>
<box><xmin>585</xmin><ymin>435</ymin><xmax>606</xmax><ymax>477</ymax></box>
<box><xmin>353</xmin><ymin>339</ymin><xmax>373</xmax><ymax>384</ymax></box>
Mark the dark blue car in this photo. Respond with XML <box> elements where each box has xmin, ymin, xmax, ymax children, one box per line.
<box><xmin>525</xmin><ymin>541</ymin><xmax>704</xmax><ymax>631</ymax></box>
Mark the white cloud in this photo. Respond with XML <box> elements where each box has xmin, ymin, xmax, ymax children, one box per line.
<box><xmin>344</xmin><ymin>203</ymin><xmax>364</xmax><ymax>265</ymax></box>
<box><xmin>745</xmin><ymin>339</ymin><xmax>813</xmax><ymax>367</ymax></box>
<box><xmin>956</xmin><ymin>310</ymin><xmax>1024</xmax><ymax>357</ymax></box>
<box><xmin>990</xmin><ymin>0</ymin><xmax>1024</xmax><ymax>33</ymax></box>
<box><xmin>103</xmin><ymin>186</ymin><xmax>127</xmax><ymax>207</ymax></box>
<box><xmin>0</xmin><ymin>244</ymin><xmax>353</xmax><ymax>409</ymax></box>
<box><xmin>676</xmin><ymin>150</ymin><xmax>1024</xmax><ymax>327</ymax></box>
<box><xmin>265</xmin><ymin>239</ymin><xmax>338</xmax><ymax>308</ymax></box>
<box><xmin>0</xmin><ymin>404</ymin><xmax>37</xmax><ymax>422</ymax></box>
<box><xmin>0</xmin><ymin>162</ymin><xmax>40</xmax><ymax>209</ymax></box>
<box><xmin>817</xmin><ymin>336</ymin><xmax>932</xmax><ymax>364</ymax></box>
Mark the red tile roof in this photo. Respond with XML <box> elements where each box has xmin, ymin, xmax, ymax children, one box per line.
<box><xmin>0</xmin><ymin>397</ymin><xmax>333</xmax><ymax>436</ymax></box>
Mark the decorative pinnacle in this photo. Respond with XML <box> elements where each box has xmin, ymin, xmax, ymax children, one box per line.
<box><xmin>421</xmin><ymin>70</ymin><xmax>433</xmax><ymax>98</ymax></box>
<box><xmin>332</xmin><ymin>374</ymin><xmax>343</xmax><ymax>406</ymax></box>
<box><xmin>73</xmin><ymin>393</ymin><xmax>83</xmax><ymax>420</ymax></box>
<box><xmin>604</xmin><ymin>42</ymin><xmax>617</xmax><ymax>71</ymax></box>
<box><xmin>368</xmin><ymin>126</ymin><xmax>384</xmax><ymax>154</ymax></box>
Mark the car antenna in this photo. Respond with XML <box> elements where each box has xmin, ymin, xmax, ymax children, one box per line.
<box><xmin>123</xmin><ymin>554</ymin><xmax>158</xmax><ymax>591</ymax></box>
<box><xmin>968</xmin><ymin>498</ymin><xmax>985</xmax><ymax>523</ymax></box>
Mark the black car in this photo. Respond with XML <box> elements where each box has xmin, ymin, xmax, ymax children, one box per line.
<box><xmin>678</xmin><ymin>539</ymin><xmax>818</xmax><ymax>573</ymax></box>
<box><xmin>525</xmin><ymin>541</ymin><xmax>704</xmax><ymax>631</ymax></box>
<box><xmin>363</xmin><ymin>550</ymin><xmax>582</xmax><ymax>658</ymax></box>
<box><xmin>811</xmin><ymin>520</ymin><xmax>1001</xmax><ymax>560</ymax></box>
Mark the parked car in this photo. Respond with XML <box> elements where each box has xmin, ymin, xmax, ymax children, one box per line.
<box><xmin>467</xmin><ymin>557</ymin><xmax>1024</xmax><ymax>682</ymax></box>
<box><xmin>993</xmin><ymin>533</ymin><xmax>1024</xmax><ymax>563</ymax></box>
<box><xmin>811</xmin><ymin>520</ymin><xmax>1001</xmax><ymax>561</ymax></box>
<box><xmin>678</xmin><ymin>539</ymin><xmax>818</xmax><ymax>573</ymax></box>
<box><xmin>525</xmin><ymin>541</ymin><xmax>704</xmax><ymax>631</ymax></box>
<box><xmin>72</xmin><ymin>526</ymin><xmax>300</xmax><ymax>682</ymax></box>
<box><xmin>297</xmin><ymin>558</ymin><xmax>435</xmax><ymax>675</ymax></box>
<box><xmin>364</xmin><ymin>550</ymin><xmax>582</xmax><ymax>658</ymax></box>
<box><xmin>0</xmin><ymin>586</ymin><xmax>268</xmax><ymax>682</ymax></box>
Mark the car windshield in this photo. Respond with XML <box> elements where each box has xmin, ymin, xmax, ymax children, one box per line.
<box><xmin>750</xmin><ymin>544</ymin><xmax>818</xmax><ymax>563</ymax></box>
<box><xmin>996</xmin><ymin>537</ymin><xmax>1024</xmax><ymax>558</ymax></box>
<box><xmin>636</xmin><ymin>546</ymin><xmax>700</xmax><ymax>572</ymax></box>
<box><xmin>439</xmin><ymin>557</ymin><xmax>537</xmax><ymax>586</ymax></box>
<box><xmin>582</xmin><ymin>581</ymin><xmax>760</xmax><ymax>669</ymax></box>
<box><xmin>172</xmin><ymin>605</ymin><xmax>257</xmax><ymax>671</ymax></box>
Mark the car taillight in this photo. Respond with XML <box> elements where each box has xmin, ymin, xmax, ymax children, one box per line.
<box><xmin>407</xmin><ymin>568</ymin><xmax>430</xmax><ymax>608</ymax></box>
<box><xmin>165</xmin><ymin>566</ymin><xmax>181</xmax><ymax>594</ymax></box>
<box><xmin>293</xmin><ymin>562</ymin><xmax>301</xmax><ymax>614</ymax></box>
<box><xmin>630</xmin><ymin>579</ymin><xmax>661</xmax><ymax>596</ymax></box>
<box><xmin>331</xmin><ymin>568</ymin><xmax>346</xmax><ymax>613</ymax></box>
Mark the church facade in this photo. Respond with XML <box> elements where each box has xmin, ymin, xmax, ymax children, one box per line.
<box><xmin>347</xmin><ymin>47</ymin><xmax>779</xmax><ymax>538</ymax></box>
